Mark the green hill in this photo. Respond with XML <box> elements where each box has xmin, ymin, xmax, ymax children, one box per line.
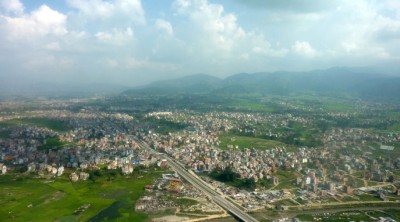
<box><xmin>122</xmin><ymin>67</ymin><xmax>400</xmax><ymax>100</ymax></box>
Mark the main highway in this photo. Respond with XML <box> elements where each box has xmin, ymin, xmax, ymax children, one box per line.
<box><xmin>136</xmin><ymin>139</ymin><xmax>259</xmax><ymax>222</ymax></box>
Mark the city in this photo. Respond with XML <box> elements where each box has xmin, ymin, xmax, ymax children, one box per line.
<box><xmin>0</xmin><ymin>95</ymin><xmax>399</xmax><ymax>221</ymax></box>
<box><xmin>1</xmin><ymin>0</ymin><xmax>400</xmax><ymax>221</ymax></box>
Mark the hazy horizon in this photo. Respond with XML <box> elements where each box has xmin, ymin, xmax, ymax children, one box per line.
<box><xmin>1</xmin><ymin>0</ymin><xmax>400</xmax><ymax>90</ymax></box>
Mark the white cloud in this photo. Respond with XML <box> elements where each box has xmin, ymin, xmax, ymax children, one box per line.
<box><xmin>173</xmin><ymin>0</ymin><xmax>287</xmax><ymax>62</ymax></box>
<box><xmin>0</xmin><ymin>0</ymin><xmax>23</xmax><ymax>15</ymax></box>
<box><xmin>174</xmin><ymin>0</ymin><xmax>246</xmax><ymax>51</ymax></box>
<box><xmin>124</xmin><ymin>56</ymin><xmax>177</xmax><ymax>70</ymax></box>
<box><xmin>0</xmin><ymin>3</ymin><xmax>77</xmax><ymax>81</ymax></box>
<box><xmin>249</xmin><ymin>33</ymin><xmax>288</xmax><ymax>57</ymax></box>
<box><xmin>0</xmin><ymin>1</ymin><xmax>142</xmax><ymax>71</ymax></box>
<box><xmin>0</xmin><ymin>0</ymin><xmax>399</xmax><ymax>87</ymax></box>
<box><xmin>292</xmin><ymin>41</ymin><xmax>317</xmax><ymax>57</ymax></box>
<box><xmin>156</xmin><ymin>19</ymin><xmax>173</xmax><ymax>36</ymax></box>
<box><xmin>95</xmin><ymin>27</ymin><xmax>133</xmax><ymax>45</ymax></box>
<box><xmin>166</xmin><ymin>0</ymin><xmax>295</xmax><ymax>76</ymax></box>
<box><xmin>30</xmin><ymin>5</ymin><xmax>68</xmax><ymax>36</ymax></box>
<box><xmin>44</xmin><ymin>42</ymin><xmax>61</xmax><ymax>51</ymax></box>
<box><xmin>64</xmin><ymin>0</ymin><xmax>144</xmax><ymax>54</ymax></box>
<box><xmin>232</xmin><ymin>0</ymin><xmax>344</xmax><ymax>13</ymax></box>
<box><xmin>67</xmin><ymin>0</ymin><xmax>145</xmax><ymax>25</ymax></box>
<box><xmin>0</xmin><ymin>4</ymin><xmax>67</xmax><ymax>40</ymax></box>
<box><xmin>331</xmin><ymin>1</ymin><xmax>399</xmax><ymax>60</ymax></box>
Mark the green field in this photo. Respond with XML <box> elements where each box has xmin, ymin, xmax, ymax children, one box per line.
<box><xmin>38</xmin><ymin>137</ymin><xmax>68</xmax><ymax>151</ymax></box>
<box><xmin>257</xmin><ymin>170</ymin><xmax>298</xmax><ymax>190</ymax></box>
<box><xmin>296</xmin><ymin>209</ymin><xmax>400</xmax><ymax>222</ymax></box>
<box><xmin>0</xmin><ymin>118</ymin><xmax>71</xmax><ymax>132</ymax></box>
<box><xmin>322</xmin><ymin>102</ymin><xmax>355</xmax><ymax>112</ymax></box>
<box><xmin>273</xmin><ymin>170</ymin><xmax>298</xmax><ymax>190</ymax></box>
<box><xmin>218</xmin><ymin>134</ymin><xmax>289</xmax><ymax>151</ymax></box>
<box><xmin>146</xmin><ymin>117</ymin><xmax>187</xmax><ymax>135</ymax></box>
<box><xmin>0</xmin><ymin>129</ymin><xmax>12</xmax><ymax>138</ymax></box>
<box><xmin>0</xmin><ymin>169</ymin><xmax>163</xmax><ymax>222</ymax></box>
<box><xmin>384</xmin><ymin>209</ymin><xmax>400</xmax><ymax>220</ymax></box>
<box><xmin>229</xmin><ymin>99</ymin><xmax>274</xmax><ymax>113</ymax></box>
<box><xmin>388</xmin><ymin>123</ymin><xmax>400</xmax><ymax>132</ymax></box>
<box><xmin>356</xmin><ymin>194</ymin><xmax>382</xmax><ymax>202</ymax></box>
<box><xmin>175</xmin><ymin>198</ymin><xmax>198</xmax><ymax>207</ymax></box>
<box><xmin>297</xmin><ymin>212</ymin><xmax>371</xmax><ymax>221</ymax></box>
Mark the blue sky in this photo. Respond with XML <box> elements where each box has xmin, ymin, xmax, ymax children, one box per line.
<box><xmin>0</xmin><ymin>0</ymin><xmax>399</xmax><ymax>86</ymax></box>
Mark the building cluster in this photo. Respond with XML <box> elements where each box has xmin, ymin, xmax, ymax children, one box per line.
<box><xmin>0</xmin><ymin>112</ymin><xmax>160</xmax><ymax>181</ymax></box>
<box><xmin>322</xmin><ymin>128</ymin><xmax>400</xmax><ymax>154</ymax></box>
<box><xmin>139</xmin><ymin>110</ymin><xmax>400</xmax><ymax>209</ymax></box>
<box><xmin>0</xmin><ymin>105</ymin><xmax>399</xmax><ymax>216</ymax></box>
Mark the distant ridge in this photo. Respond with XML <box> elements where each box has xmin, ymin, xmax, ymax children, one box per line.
<box><xmin>124</xmin><ymin>74</ymin><xmax>221</xmax><ymax>95</ymax></box>
<box><xmin>122</xmin><ymin>67</ymin><xmax>400</xmax><ymax>100</ymax></box>
<box><xmin>149</xmin><ymin>73</ymin><xmax>221</xmax><ymax>88</ymax></box>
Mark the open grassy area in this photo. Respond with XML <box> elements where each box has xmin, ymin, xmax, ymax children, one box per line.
<box><xmin>273</xmin><ymin>170</ymin><xmax>298</xmax><ymax>190</ymax></box>
<box><xmin>38</xmin><ymin>137</ymin><xmax>68</xmax><ymax>151</ymax></box>
<box><xmin>388</xmin><ymin>123</ymin><xmax>400</xmax><ymax>132</ymax></box>
<box><xmin>229</xmin><ymin>100</ymin><xmax>274</xmax><ymax>113</ymax></box>
<box><xmin>341</xmin><ymin>196</ymin><xmax>357</xmax><ymax>202</ymax></box>
<box><xmin>297</xmin><ymin>211</ymin><xmax>372</xmax><ymax>222</ymax></box>
<box><xmin>367</xmin><ymin>181</ymin><xmax>379</xmax><ymax>186</ymax></box>
<box><xmin>218</xmin><ymin>134</ymin><xmax>289</xmax><ymax>151</ymax></box>
<box><xmin>0</xmin><ymin>118</ymin><xmax>71</xmax><ymax>132</ymax></box>
<box><xmin>384</xmin><ymin>209</ymin><xmax>400</xmax><ymax>220</ymax></box>
<box><xmin>0</xmin><ymin>129</ymin><xmax>12</xmax><ymax>138</ymax></box>
<box><xmin>322</xmin><ymin>102</ymin><xmax>355</xmax><ymax>112</ymax></box>
<box><xmin>146</xmin><ymin>117</ymin><xmax>187</xmax><ymax>135</ymax></box>
<box><xmin>0</xmin><ymin>169</ymin><xmax>163</xmax><ymax>222</ymax></box>
<box><xmin>356</xmin><ymin>194</ymin><xmax>382</xmax><ymax>202</ymax></box>
<box><xmin>273</xmin><ymin>199</ymin><xmax>297</xmax><ymax>207</ymax></box>
<box><xmin>176</xmin><ymin>198</ymin><xmax>199</xmax><ymax>208</ymax></box>
<box><xmin>258</xmin><ymin>170</ymin><xmax>299</xmax><ymax>190</ymax></box>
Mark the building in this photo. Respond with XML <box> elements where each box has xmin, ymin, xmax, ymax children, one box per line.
<box><xmin>70</xmin><ymin>172</ymin><xmax>79</xmax><ymax>182</ymax></box>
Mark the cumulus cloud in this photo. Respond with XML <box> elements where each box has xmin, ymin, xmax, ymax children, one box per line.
<box><xmin>0</xmin><ymin>4</ymin><xmax>67</xmax><ymax>40</ymax></box>
<box><xmin>67</xmin><ymin>0</ymin><xmax>145</xmax><ymax>25</ymax></box>
<box><xmin>232</xmin><ymin>0</ymin><xmax>343</xmax><ymax>13</ymax></box>
<box><xmin>249</xmin><ymin>34</ymin><xmax>288</xmax><ymax>57</ymax></box>
<box><xmin>156</xmin><ymin>19</ymin><xmax>173</xmax><ymax>36</ymax></box>
<box><xmin>330</xmin><ymin>1</ymin><xmax>400</xmax><ymax>60</ymax></box>
<box><xmin>173</xmin><ymin>0</ymin><xmax>286</xmax><ymax>61</ymax></box>
<box><xmin>0</xmin><ymin>0</ymin><xmax>23</xmax><ymax>15</ymax></box>
<box><xmin>0</xmin><ymin>0</ymin><xmax>399</xmax><ymax>88</ymax></box>
<box><xmin>292</xmin><ymin>41</ymin><xmax>317</xmax><ymax>57</ymax></box>
<box><xmin>95</xmin><ymin>27</ymin><xmax>133</xmax><ymax>45</ymax></box>
<box><xmin>173</xmin><ymin>0</ymin><xmax>245</xmax><ymax>51</ymax></box>
<box><xmin>0</xmin><ymin>1</ymin><xmax>143</xmax><ymax>71</ymax></box>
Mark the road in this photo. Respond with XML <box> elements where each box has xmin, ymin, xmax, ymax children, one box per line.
<box><xmin>136</xmin><ymin>139</ymin><xmax>259</xmax><ymax>222</ymax></box>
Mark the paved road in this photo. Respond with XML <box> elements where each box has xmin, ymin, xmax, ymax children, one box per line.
<box><xmin>136</xmin><ymin>139</ymin><xmax>259</xmax><ymax>222</ymax></box>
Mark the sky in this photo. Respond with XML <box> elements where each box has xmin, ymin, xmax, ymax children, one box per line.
<box><xmin>0</xmin><ymin>0</ymin><xmax>399</xmax><ymax>87</ymax></box>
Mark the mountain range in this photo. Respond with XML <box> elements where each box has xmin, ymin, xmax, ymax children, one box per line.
<box><xmin>122</xmin><ymin>67</ymin><xmax>400</xmax><ymax>100</ymax></box>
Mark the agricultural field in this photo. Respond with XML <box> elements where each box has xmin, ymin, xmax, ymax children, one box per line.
<box><xmin>296</xmin><ymin>210</ymin><xmax>400</xmax><ymax>222</ymax></box>
<box><xmin>0</xmin><ymin>118</ymin><xmax>71</xmax><ymax>133</ymax></box>
<box><xmin>218</xmin><ymin>134</ymin><xmax>290</xmax><ymax>151</ymax></box>
<box><xmin>0</xmin><ymin>169</ymin><xmax>164</xmax><ymax>222</ymax></box>
<box><xmin>0</xmin><ymin>129</ymin><xmax>12</xmax><ymax>138</ymax></box>
<box><xmin>229</xmin><ymin>99</ymin><xmax>275</xmax><ymax>113</ymax></box>
<box><xmin>322</xmin><ymin>101</ymin><xmax>355</xmax><ymax>112</ymax></box>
